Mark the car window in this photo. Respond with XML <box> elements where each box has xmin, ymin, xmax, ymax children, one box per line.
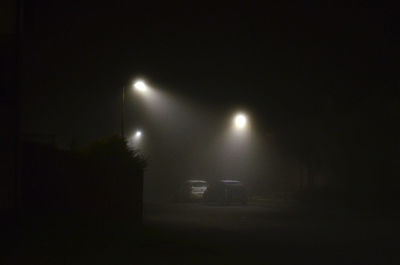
<box><xmin>191</xmin><ymin>182</ymin><xmax>207</xmax><ymax>187</ymax></box>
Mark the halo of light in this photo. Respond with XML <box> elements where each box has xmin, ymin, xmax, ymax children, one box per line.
<box><xmin>234</xmin><ymin>113</ymin><xmax>247</xmax><ymax>129</ymax></box>
<box><xmin>134</xmin><ymin>130</ymin><xmax>142</xmax><ymax>138</ymax></box>
<box><xmin>134</xmin><ymin>80</ymin><xmax>148</xmax><ymax>92</ymax></box>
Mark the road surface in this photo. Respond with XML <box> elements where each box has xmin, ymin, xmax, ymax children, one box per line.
<box><xmin>143</xmin><ymin>201</ymin><xmax>400</xmax><ymax>264</ymax></box>
<box><xmin>5</xmin><ymin>200</ymin><xmax>400</xmax><ymax>264</ymax></box>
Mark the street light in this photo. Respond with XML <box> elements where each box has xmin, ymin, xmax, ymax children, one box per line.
<box><xmin>121</xmin><ymin>79</ymin><xmax>148</xmax><ymax>139</ymax></box>
<box><xmin>134</xmin><ymin>130</ymin><xmax>142</xmax><ymax>138</ymax></box>
<box><xmin>233</xmin><ymin>113</ymin><xmax>248</xmax><ymax>129</ymax></box>
<box><xmin>134</xmin><ymin>80</ymin><xmax>148</xmax><ymax>92</ymax></box>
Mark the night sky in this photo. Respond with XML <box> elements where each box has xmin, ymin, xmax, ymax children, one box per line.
<box><xmin>21</xmin><ymin>5</ymin><xmax>398</xmax><ymax>144</ymax></box>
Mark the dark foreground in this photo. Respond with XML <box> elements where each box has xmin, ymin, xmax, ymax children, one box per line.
<box><xmin>4</xmin><ymin>200</ymin><xmax>400</xmax><ymax>264</ymax></box>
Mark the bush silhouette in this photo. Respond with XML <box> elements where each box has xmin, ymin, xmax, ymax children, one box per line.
<box><xmin>21</xmin><ymin>135</ymin><xmax>146</xmax><ymax>219</ymax></box>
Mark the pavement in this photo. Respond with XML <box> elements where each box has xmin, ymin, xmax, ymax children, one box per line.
<box><xmin>143</xmin><ymin>201</ymin><xmax>400</xmax><ymax>264</ymax></box>
<box><xmin>4</xmin><ymin>200</ymin><xmax>400</xmax><ymax>264</ymax></box>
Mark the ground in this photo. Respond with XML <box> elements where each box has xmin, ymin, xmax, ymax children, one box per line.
<box><xmin>4</xmin><ymin>200</ymin><xmax>400</xmax><ymax>264</ymax></box>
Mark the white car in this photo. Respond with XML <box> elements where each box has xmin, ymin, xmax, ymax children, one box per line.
<box><xmin>175</xmin><ymin>180</ymin><xmax>208</xmax><ymax>202</ymax></box>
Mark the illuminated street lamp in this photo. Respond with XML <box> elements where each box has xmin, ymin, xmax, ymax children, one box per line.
<box><xmin>121</xmin><ymin>79</ymin><xmax>148</xmax><ymax>139</ymax></box>
<box><xmin>134</xmin><ymin>130</ymin><xmax>142</xmax><ymax>139</ymax></box>
<box><xmin>233</xmin><ymin>112</ymin><xmax>248</xmax><ymax>130</ymax></box>
<box><xmin>128</xmin><ymin>129</ymin><xmax>144</xmax><ymax>150</ymax></box>
<box><xmin>134</xmin><ymin>80</ymin><xmax>148</xmax><ymax>92</ymax></box>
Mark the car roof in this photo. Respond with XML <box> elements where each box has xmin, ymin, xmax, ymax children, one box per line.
<box><xmin>220</xmin><ymin>180</ymin><xmax>241</xmax><ymax>183</ymax></box>
<box><xmin>186</xmin><ymin>180</ymin><xmax>207</xmax><ymax>183</ymax></box>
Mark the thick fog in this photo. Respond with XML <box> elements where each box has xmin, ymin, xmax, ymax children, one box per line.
<box><xmin>124</xmin><ymin>81</ymin><xmax>272</xmax><ymax>202</ymax></box>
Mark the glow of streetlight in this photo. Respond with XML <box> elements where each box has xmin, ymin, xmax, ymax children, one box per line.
<box><xmin>234</xmin><ymin>113</ymin><xmax>248</xmax><ymax>129</ymax></box>
<box><xmin>133</xmin><ymin>80</ymin><xmax>148</xmax><ymax>92</ymax></box>
<box><xmin>134</xmin><ymin>130</ymin><xmax>142</xmax><ymax>138</ymax></box>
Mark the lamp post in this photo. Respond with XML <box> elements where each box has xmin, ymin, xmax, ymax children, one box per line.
<box><xmin>121</xmin><ymin>79</ymin><xmax>148</xmax><ymax>139</ymax></box>
<box><xmin>121</xmin><ymin>84</ymin><xmax>125</xmax><ymax>139</ymax></box>
<box><xmin>120</xmin><ymin>80</ymin><xmax>147</xmax><ymax>223</ymax></box>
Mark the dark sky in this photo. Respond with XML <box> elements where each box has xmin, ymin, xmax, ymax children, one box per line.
<box><xmin>20</xmin><ymin>4</ymin><xmax>398</xmax><ymax>145</ymax></box>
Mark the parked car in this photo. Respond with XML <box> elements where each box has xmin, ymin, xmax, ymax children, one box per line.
<box><xmin>203</xmin><ymin>180</ymin><xmax>248</xmax><ymax>205</ymax></box>
<box><xmin>174</xmin><ymin>180</ymin><xmax>208</xmax><ymax>202</ymax></box>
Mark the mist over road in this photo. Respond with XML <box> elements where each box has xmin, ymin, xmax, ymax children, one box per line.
<box><xmin>6</xmin><ymin>200</ymin><xmax>399</xmax><ymax>265</ymax></box>
<box><xmin>144</xmin><ymin>201</ymin><xmax>400</xmax><ymax>264</ymax></box>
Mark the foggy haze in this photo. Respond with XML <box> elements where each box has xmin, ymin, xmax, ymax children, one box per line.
<box><xmin>124</xmin><ymin>84</ymin><xmax>270</xmax><ymax>202</ymax></box>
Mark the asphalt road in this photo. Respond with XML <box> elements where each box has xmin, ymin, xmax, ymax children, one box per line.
<box><xmin>143</xmin><ymin>201</ymin><xmax>400</xmax><ymax>265</ymax></box>
<box><xmin>5</xmin><ymin>201</ymin><xmax>400</xmax><ymax>265</ymax></box>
